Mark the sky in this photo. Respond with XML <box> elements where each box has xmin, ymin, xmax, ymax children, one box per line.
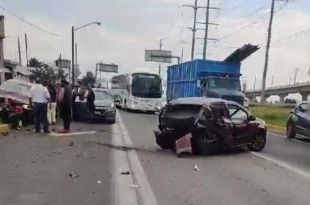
<box><xmin>0</xmin><ymin>0</ymin><xmax>309</xmax><ymax>95</ymax></box>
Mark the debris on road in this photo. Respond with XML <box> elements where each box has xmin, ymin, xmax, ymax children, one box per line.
<box><xmin>130</xmin><ymin>184</ymin><xmax>139</xmax><ymax>188</ymax></box>
<box><xmin>193</xmin><ymin>164</ymin><xmax>200</xmax><ymax>172</ymax></box>
<box><xmin>68</xmin><ymin>141</ymin><xmax>74</xmax><ymax>146</ymax></box>
<box><xmin>68</xmin><ymin>172</ymin><xmax>79</xmax><ymax>178</ymax></box>
<box><xmin>97</xmin><ymin>180</ymin><xmax>102</xmax><ymax>184</ymax></box>
<box><xmin>121</xmin><ymin>171</ymin><xmax>131</xmax><ymax>175</ymax></box>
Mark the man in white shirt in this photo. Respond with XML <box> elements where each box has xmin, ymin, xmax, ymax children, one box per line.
<box><xmin>29</xmin><ymin>78</ymin><xmax>51</xmax><ymax>133</ymax></box>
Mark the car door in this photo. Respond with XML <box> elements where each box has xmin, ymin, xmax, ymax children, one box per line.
<box><xmin>295</xmin><ymin>103</ymin><xmax>310</xmax><ymax>137</ymax></box>
<box><xmin>227</xmin><ymin>104</ymin><xmax>252</xmax><ymax>145</ymax></box>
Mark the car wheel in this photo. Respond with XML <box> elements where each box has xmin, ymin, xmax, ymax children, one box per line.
<box><xmin>286</xmin><ymin>123</ymin><xmax>296</xmax><ymax>139</ymax></box>
<box><xmin>248</xmin><ymin>132</ymin><xmax>266</xmax><ymax>152</ymax></box>
<box><xmin>109</xmin><ymin>118</ymin><xmax>116</xmax><ymax>124</ymax></box>
<box><xmin>191</xmin><ymin>130</ymin><xmax>220</xmax><ymax>155</ymax></box>
<box><xmin>155</xmin><ymin>133</ymin><xmax>175</xmax><ymax>150</ymax></box>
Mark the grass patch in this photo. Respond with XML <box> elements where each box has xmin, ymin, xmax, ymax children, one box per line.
<box><xmin>249</xmin><ymin>106</ymin><xmax>291</xmax><ymax>128</ymax></box>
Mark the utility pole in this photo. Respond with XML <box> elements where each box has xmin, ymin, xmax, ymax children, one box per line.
<box><xmin>260</xmin><ymin>0</ymin><xmax>275</xmax><ymax>103</ymax></box>
<box><xmin>158</xmin><ymin>38</ymin><xmax>166</xmax><ymax>75</ymax></box>
<box><xmin>201</xmin><ymin>1</ymin><xmax>219</xmax><ymax>60</ymax></box>
<box><xmin>260</xmin><ymin>0</ymin><xmax>289</xmax><ymax>102</ymax></box>
<box><xmin>183</xmin><ymin>0</ymin><xmax>198</xmax><ymax>60</ymax></box>
<box><xmin>25</xmin><ymin>33</ymin><xmax>29</xmax><ymax>66</ymax></box>
<box><xmin>17</xmin><ymin>37</ymin><xmax>21</xmax><ymax>65</ymax></box>
<box><xmin>203</xmin><ymin>0</ymin><xmax>211</xmax><ymax>60</ymax></box>
<box><xmin>193</xmin><ymin>0</ymin><xmax>219</xmax><ymax>60</ymax></box>
<box><xmin>75</xmin><ymin>43</ymin><xmax>77</xmax><ymax>65</ymax></box>
<box><xmin>71</xmin><ymin>26</ymin><xmax>75</xmax><ymax>85</ymax></box>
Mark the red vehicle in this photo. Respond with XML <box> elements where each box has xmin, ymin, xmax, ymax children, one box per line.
<box><xmin>0</xmin><ymin>79</ymin><xmax>33</xmax><ymax>125</ymax></box>
<box><xmin>0</xmin><ymin>79</ymin><xmax>33</xmax><ymax>105</ymax></box>
<box><xmin>154</xmin><ymin>97</ymin><xmax>267</xmax><ymax>155</ymax></box>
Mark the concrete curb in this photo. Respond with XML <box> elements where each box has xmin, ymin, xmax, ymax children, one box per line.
<box><xmin>111</xmin><ymin>118</ymin><xmax>139</xmax><ymax>205</ymax></box>
<box><xmin>117</xmin><ymin>113</ymin><xmax>159</xmax><ymax>205</ymax></box>
<box><xmin>111</xmin><ymin>112</ymin><xmax>158</xmax><ymax>205</ymax></box>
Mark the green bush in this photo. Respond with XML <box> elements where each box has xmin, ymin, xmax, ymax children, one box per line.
<box><xmin>249</xmin><ymin>106</ymin><xmax>291</xmax><ymax>127</ymax></box>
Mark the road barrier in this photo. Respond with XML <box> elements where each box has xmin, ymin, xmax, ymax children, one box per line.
<box><xmin>0</xmin><ymin>124</ymin><xmax>10</xmax><ymax>135</ymax></box>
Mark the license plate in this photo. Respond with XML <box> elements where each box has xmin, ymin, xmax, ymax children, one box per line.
<box><xmin>94</xmin><ymin>111</ymin><xmax>102</xmax><ymax>115</ymax></box>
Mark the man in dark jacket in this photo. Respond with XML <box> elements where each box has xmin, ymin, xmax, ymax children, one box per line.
<box><xmin>58</xmin><ymin>79</ymin><xmax>72</xmax><ymax>133</ymax></box>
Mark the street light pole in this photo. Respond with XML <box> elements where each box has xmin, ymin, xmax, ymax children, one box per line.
<box><xmin>71</xmin><ymin>26</ymin><xmax>75</xmax><ymax>85</ymax></box>
<box><xmin>71</xmin><ymin>22</ymin><xmax>101</xmax><ymax>86</ymax></box>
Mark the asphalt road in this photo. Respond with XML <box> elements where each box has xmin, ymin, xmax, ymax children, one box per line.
<box><xmin>0</xmin><ymin>123</ymin><xmax>114</xmax><ymax>205</ymax></box>
<box><xmin>1</xmin><ymin>111</ymin><xmax>310</xmax><ymax>205</ymax></box>
<box><xmin>118</xmin><ymin>109</ymin><xmax>310</xmax><ymax>205</ymax></box>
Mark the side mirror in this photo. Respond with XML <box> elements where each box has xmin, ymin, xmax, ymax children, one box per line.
<box><xmin>248</xmin><ymin>115</ymin><xmax>256</xmax><ymax>121</ymax></box>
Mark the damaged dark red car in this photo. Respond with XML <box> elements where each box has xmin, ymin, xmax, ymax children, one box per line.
<box><xmin>154</xmin><ymin>97</ymin><xmax>267</xmax><ymax>155</ymax></box>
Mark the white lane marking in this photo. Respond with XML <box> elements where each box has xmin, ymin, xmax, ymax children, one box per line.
<box><xmin>251</xmin><ymin>152</ymin><xmax>310</xmax><ymax>180</ymax></box>
<box><xmin>117</xmin><ymin>112</ymin><xmax>159</xmax><ymax>205</ymax></box>
<box><xmin>111</xmin><ymin>117</ymin><xmax>139</xmax><ymax>205</ymax></box>
<box><xmin>268</xmin><ymin>132</ymin><xmax>310</xmax><ymax>145</ymax></box>
<box><xmin>49</xmin><ymin>131</ymin><xmax>96</xmax><ymax>136</ymax></box>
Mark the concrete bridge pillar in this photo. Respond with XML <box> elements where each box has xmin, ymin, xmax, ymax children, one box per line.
<box><xmin>300</xmin><ymin>92</ymin><xmax>309</xmax><ymax>101</ymax></box>
<box><xmin>278</xmin><ymin>94</ymin><xmax>287</xmax><ymax>104</ymax></box>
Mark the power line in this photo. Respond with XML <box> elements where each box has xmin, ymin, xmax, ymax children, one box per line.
<box><xmin>218</xmin><ymin>0</ymin><xmax>297</xmax><ymax>40</ymax></box>
<box><xmin>0</xmin><ymin>5</ymin><xmax>61</xmax><ymax>37</ymax></box>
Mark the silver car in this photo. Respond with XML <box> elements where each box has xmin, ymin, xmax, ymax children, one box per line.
<box><xmin>93</xmin><ymin>89</ymin><xmax>116</xmax><ymax>123</ymax></box>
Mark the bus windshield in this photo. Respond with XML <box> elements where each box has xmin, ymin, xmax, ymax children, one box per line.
<box><xmin>131</xmin><ymin>74</ymin><xmax>162</xmax><ymax>98</ymax></box>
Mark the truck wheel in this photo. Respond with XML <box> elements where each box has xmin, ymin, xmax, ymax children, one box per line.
<box><xmin>248</xmin><ymin>132</ymin><xmax>266</xmax><ymax>152</ymax></box>
<box><xmin>191</xmin><ymin>130</ymin><xmax>220</xmax><ymax>155</ymax></box>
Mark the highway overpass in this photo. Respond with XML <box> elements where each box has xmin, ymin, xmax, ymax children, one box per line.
<box><xmin>245</xmin><ymin>82</ymin><xmax>310</xmax><ymax>102</ymax></box>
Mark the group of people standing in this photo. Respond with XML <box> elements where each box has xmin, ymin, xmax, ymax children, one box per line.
<box><xmin>29</xmin><ymin>78</ymin><xmax>72</xmax><ymax>134</ymax></box>
<box><xmin>29</xmin><ymin>78</ymin><xmax>95</xmax><ymax>134</ymax></box>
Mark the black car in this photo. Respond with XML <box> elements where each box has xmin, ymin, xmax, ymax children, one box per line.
<box><xmin>73</xmin><ymin>89</ymin><xmax>116</xmax><ymax>123</ymax></box>
<box><xmin>154</xmin><ymin>97</ymin><xmax>267</xmax><ymax>155</ymax></box>
<box><xmin>287</xmin><ymin>102</ymin><xmax>310</xmax><ymax>138</ymax></box>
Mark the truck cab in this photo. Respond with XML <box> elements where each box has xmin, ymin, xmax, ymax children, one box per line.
<box><xmin>200</xmin><ymin>76</ymin><xmax>245</xmax><ymax>106</ymax></box>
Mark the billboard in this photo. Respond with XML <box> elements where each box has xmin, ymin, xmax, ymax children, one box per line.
<box><xmin>97</xmin><ymin>63</ymin><xmax>118</xmax><ymax>73</ymax></box>
<box><xmin>55</xmin><ymin>59</ymin><xmax>71</xmax><ymax>69</ymax></box>
<box><xmin>145</xmin><ymin>50</ymin><xmax>172</xmax><ymax>63</ymax></box>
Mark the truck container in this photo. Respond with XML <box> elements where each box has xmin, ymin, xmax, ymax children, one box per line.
<box><xmin>167</xmin><ymin>59</ymin><xmax>245</xmax><ymax>105</ymax></box>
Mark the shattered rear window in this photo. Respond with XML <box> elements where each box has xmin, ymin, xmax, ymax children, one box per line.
<box><xmin>164</xmin><ymin>104</ymin><xmax>202</xmax><ymax>119</ymax></box>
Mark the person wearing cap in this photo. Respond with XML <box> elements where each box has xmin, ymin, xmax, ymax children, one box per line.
<box><xmin>58</xmin><ymin>79</ymin><xmax>72</xmax><ymax>133</ymax></box>
<box><xmin>29</xmin><ymin>78</ymin><xmax>51</xmax><ymax>133</ymax></box>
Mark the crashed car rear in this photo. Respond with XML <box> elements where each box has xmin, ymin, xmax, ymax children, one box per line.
<box><xmin>154</xmin><ymin>97</ymin><xmax>267</xmax><ymax>155</ymax></box>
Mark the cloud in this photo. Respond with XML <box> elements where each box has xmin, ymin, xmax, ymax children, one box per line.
<box><xmin>0</xmin><ymin>0</ymin><xmax>309</xmax><ymax>90</ymax></box>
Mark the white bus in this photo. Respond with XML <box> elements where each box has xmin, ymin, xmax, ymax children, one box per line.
<box><xmin>110</xmin><ymin>72</ymin><xmax>163</xmax><ymax>112</ymax></box>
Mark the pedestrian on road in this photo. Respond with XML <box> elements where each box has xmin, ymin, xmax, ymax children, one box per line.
<box><xmin>29</xmin><ymin>78</ymin><xmax>51</xmax><ymax>133</ymax></box>
<box><xmin>58</xmin><ymin>79</ymin><xmax>72</xmax><ymax>133</ymax></box>
<box><xmin>47</xmin><ymin>80</ymin><xmax>57</xmax><ymax>125</ymax></box>
<box><xmin>86</xmin><ymin>84</ymin><xmax>95</xmax><ymax>112</ymax></box>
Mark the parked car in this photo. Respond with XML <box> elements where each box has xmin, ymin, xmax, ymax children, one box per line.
<box><xmin>154</xmin><ymin>97</ymin><xmax>267</xmax><ymax>155</ymax></box>
<box><xmin>0</xmin><ymin>79</ymin><xmax>33</xmax><ymax>125</ymax></box>
<box><xmin>286</xmin><ymin>102</ymin><xmax>310</xmax><ymax>138</ymax></box>
<box><xmin>73</xmin><ymin>88</ymin><xmax>116</xmax><ymax>123</ymax></box>
<box><xmin>0</xmin><ymin>79</ymin><xmax>33</xmax><ymax>105</ymax></box>
<box><xmin>93</xmin><ymin>89</ymin><xmax>116</xmax><ymax>123</ymax></box>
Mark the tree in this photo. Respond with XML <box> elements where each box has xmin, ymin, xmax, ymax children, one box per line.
<box><xmin>82</xmin><ymin>72</ymin><xmax>96</xmax><ymax>87</ymax></box>
<box><xmin>29</xmin><ymin>58</ymin><xmax>66</xmax><ymax>83</ymax></box>
<box><xmin>28</xmin><ymin>58</ymin><xmax>42</xmax><ymax>68</ymax></box>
